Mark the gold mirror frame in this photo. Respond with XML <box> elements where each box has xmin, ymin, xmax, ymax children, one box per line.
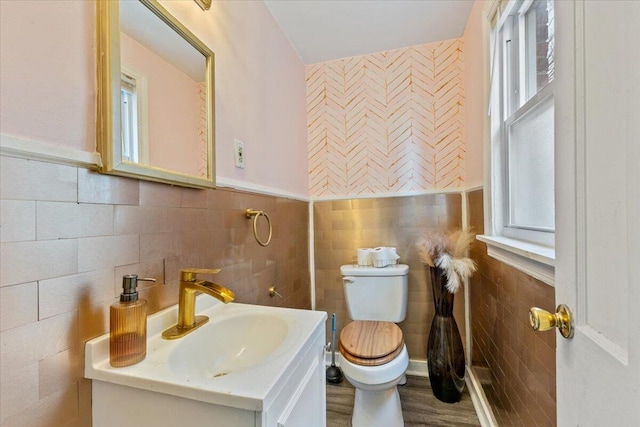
<box><xmin>96</xmin><ymin>0</ymin><xmax>215</xmax><ymax>188</ymax></box>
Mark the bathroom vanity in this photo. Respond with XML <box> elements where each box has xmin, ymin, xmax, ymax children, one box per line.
<box><xmin>85</xmin><ymin>297</ymin><xmax>327</xmax><ymax>426</ymax></box>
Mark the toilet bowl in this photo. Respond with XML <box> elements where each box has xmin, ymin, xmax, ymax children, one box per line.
<box><xmin>338</xmin><ymin>320</ymin><xmax>409</xmax><ymax>427</ymax></box>
<box><xmin>339</xmin><ymin>264</ymin><xmax>410</xmax><ymax>427</ymax></box>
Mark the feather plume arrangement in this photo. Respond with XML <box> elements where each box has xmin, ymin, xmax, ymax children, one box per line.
<box><xmin>416</xmin><ymin>229</ymin><xmax>477</xmax><ymax>293</ymax></box>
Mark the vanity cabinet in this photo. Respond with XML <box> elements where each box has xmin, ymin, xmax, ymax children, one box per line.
<box><xmin>87</xmin><ymin>300</ymin><xmax>327</xmax><ymax>427</ymax></box>
<box><xmin>264</xmin><ymin>337</ymin><xmax>326</xmax><ymax>427</ymax></box>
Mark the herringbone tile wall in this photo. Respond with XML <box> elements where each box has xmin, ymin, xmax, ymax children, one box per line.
<box><xmin>307</xmin><ymin>38</ymin><xmax>465</xmax><ymax>197</ymax></box>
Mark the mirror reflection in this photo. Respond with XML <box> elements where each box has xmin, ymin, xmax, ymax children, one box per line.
<box><xmin>120</xmin><ymin>1</ymin><xmax>207</xmax><ymax>177</ymax></box>
<box><xmin>97</xmin><ymin>0</ymin><xmax>215</xmax><ymax>188</ymax></box>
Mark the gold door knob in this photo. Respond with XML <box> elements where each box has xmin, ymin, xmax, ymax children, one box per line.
<box><xmin>529</xmin><ymin>304</ymin><xmax>574</xmax><ymax>339</ymax></box>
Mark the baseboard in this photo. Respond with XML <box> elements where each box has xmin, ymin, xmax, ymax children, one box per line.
<box><xmin>466</xmin><ymin>366</ymin><xmax>498</xmax><ymax>427</ymax></box>
<box><xmin>405</xmin><ymin>358</ymin><xmax>428</xmax><ymax>377</ymax></box>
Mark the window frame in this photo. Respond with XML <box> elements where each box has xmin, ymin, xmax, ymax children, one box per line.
<box><xmin>120</xmin><ymin>72</ymin><xmax>139</xmax><ymax>163</ymax></box>
<box><xmin>480</xmin><ymin>0</ymin><xmax>556</xmax><ymax>286</ymax></box>
<box><xmin>119</xmin><ymin>67</ymin><xmax>150</xmax><ymax>166</ymax></box>
<box><xmin>503</xmin><ymin>84</ymin><xmax>554</xmax><ymax>243</ymax></box>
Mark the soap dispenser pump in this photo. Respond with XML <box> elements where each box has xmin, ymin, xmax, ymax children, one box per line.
<box><xmin>110</xmin><ymin>274</ymin><xmax>156</xmax><ymax>367</ymax></box>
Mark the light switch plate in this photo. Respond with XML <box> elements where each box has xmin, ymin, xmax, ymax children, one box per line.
<box><xmin>234</xmin><ymin>139</ymin><xmax>245</xmax><ymax>169</ymax></box>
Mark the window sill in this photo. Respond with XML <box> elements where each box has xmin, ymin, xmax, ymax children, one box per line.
<box><xmin>476</xmin><ymin>235</ymin><xmax>555</xmax><ymax>287</ymax></box>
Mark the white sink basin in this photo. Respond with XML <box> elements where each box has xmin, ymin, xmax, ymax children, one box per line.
<box><xmin>85</xmin><ymin>296</ymin><xmax>326</xmax><ymax>411</ymax></box>
<box><xmin>168</xmin><ymin>312</ymin><xmax>289</xmax><ymax>378</ymax></box>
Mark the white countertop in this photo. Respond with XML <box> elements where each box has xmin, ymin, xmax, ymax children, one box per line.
<box><xmin>85</xmin><ymin>296</ymin><xmax>327</xmax><ymax>411</ymax></box>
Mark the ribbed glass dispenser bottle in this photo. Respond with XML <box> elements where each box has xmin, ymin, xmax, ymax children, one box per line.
<box><xmin>110</xmin><ymin>274</ymin><xmax>156</xmax><ymax>367</ymax></box>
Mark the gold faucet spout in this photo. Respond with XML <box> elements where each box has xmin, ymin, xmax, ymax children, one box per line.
<box><xmin>187</xmin><ymin>280</ymin><xmax>235</xmax><ymax>304</ymax></box>
<box><xmin>162</xmin><ymin>269</ymin><xmax>235</xmax><ymax>340</ymax></box>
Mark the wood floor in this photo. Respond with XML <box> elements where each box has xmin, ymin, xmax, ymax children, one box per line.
<box><xmin>326</xmin><ymin>375</ymin><xmax>481</xmax><ymax>427</ymax></box>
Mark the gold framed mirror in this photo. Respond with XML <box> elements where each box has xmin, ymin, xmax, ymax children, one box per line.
<box><xmin>97</xmin><ymin>0</ymin><xmax>215</xmax><ymax>188</ymax></box>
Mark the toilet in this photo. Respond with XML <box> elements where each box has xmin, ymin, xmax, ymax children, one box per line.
<box><xmin>338</xmin><ymin>264</ymin><xmax>410</xmax><ymax>427</ymax></box>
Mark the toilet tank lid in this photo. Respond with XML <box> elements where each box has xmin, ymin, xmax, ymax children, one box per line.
<box><xmin>340</xmin><ymin>264</ymin><xmax>409</xmax><ymax>276</ymax></box>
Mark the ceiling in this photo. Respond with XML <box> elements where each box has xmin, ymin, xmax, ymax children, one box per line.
<box><xmin>263</xmin><ymin>0</ymin><xmax>475</xmax><ymax>64</ymax></box>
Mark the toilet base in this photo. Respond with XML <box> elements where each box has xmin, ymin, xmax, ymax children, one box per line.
<box><xmin>352</xmin><ymin>386</ymin><xmax>404</xmax><ymax>427</ymax></box>
<box><xmin>399</xmin><ymin>373</ymin><xmax>407</xmax><ymax>385</ymax></box>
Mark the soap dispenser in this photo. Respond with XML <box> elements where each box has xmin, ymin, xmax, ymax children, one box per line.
<box><xmin>110</xmin><ymin>274</ymin><xmax>156</xmax><ymax>367</ymax></box>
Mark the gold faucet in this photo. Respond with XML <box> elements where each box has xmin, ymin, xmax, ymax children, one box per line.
<box><xmin>162</xmin><ymin>268</ymin><xmax>235</xmax><ymax>339</ymax></box>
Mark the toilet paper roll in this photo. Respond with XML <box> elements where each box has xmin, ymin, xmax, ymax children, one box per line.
<box><xmin>357</xmin><ymin>248</ymin><xmax>373</xmax><ymax>266</ymax></box>
<box><xmin>387</xmin><ymin>247</ymin><xmax>400</xmax><ymax>264</ymax></box>
<box><xmin>370</xmin><ymin>247</ymin><xmax>390</xmax><ymax>268</ymax></box>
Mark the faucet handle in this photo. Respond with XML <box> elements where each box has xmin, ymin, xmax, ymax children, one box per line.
<box><xmin>180</xmin><ymin>268</ymin><xmax>221</xmax><ymax>282</ymax></box>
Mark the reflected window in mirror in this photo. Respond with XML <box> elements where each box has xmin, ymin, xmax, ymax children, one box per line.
<box><xmin>120</xmin><ymin>68</ymin><xmax>149</xmax><ymax>165</ymax></box>
<box><xmin>121</xmin><ymin>72</ymin><xmax>139</xmax><ymax>163</ymax></box>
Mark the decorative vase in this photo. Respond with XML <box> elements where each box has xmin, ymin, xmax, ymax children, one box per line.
<box><xmin>427</xmin><ymin>266</ymin><xmax>465</xmax><ymax>403</ymax></box>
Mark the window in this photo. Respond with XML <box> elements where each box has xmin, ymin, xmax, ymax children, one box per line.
<box><xmin>480</xmin><ymin>0</ymin><xmax>555</xmax><ymax>285</ymax></box>
<box><xmin>121</xmin><ymin>72</ymin><xmax>140</xmax><ymax>163</ymax></box>
<box><xmin>120</xmin><ymin>70</ymin><xmax>149</xmax><ymax>165</ymax></box>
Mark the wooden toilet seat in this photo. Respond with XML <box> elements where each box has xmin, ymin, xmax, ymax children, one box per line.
<box><xmin>338</xmin><ymin>320</ymin><xmax>404</xmax><ymax>366</ymax></box>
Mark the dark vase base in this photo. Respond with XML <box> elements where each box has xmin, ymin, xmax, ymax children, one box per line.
<box><xmin>428</xmin><ymin>376</ymin><xmax>464</xmax><ymax>403</ymax></box>
<box><xmin>427</xmin><ymin>267</ymin><xmax>466</xmax><ymax>404</ymax></box>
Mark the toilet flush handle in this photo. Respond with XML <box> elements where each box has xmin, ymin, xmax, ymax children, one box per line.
<box><xmin>343</xmin><ymin>276</ymin><xmax>355</xmax><ymax>284</ymax></box>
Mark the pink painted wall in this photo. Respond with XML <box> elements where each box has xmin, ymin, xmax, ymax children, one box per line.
<box><xmin>0</xmin><ymin>1</ymin><xmax>95</xmax><ymax>152</ymax></box>
<box><xmin>154</xmin><ymin>0</ymin><xmax>309</xmax><ymax>195</ymax></box>
<box><xmin>462</xmin><ymin>0</ymin><xmax>487</xmax><ymax>188</ymax></box>
<box><xmin>120</xmin><ymin>32</ymin><xmax>202</xmax><ymax>177</ymax></box>
<box><xmin>0</xmin><ymin>0</ymin><xmax>308</xmax><ymax>196</ymax></box>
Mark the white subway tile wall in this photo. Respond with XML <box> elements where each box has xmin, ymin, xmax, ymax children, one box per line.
<box><xmin>38</xmin><ymin>269</ymin><xmax>116</xmax><ymax>320</ymax></box>
<box><xmin>139</xmin><ymin>180</ymin><xmax>182</xmax><ymax>207</ymax></box>
<box><xmin>77</xmin><ymin>167</ymin><xmax>139</xmax><ymax>205</ymax></box>
<box><xmin>0</xmin><ymin>200</ymin><xmax>36</xmax><ymax>242</ymax></box>
<box><xmin>0</xmin><ymin>157</ymin><xmax>77</xmax><ymax>202</ymax></box>
<box><xmin>36</xmin><ymin>202</ymin><xmax>114</xmax><ymax>240</ymax></box>
<box><xmin>1</xmin><ymin>239</ymin><xmax>78</xmax><ymax>286</ymax></box>
<box><xmin>0</xmin><ymin>282</ymin><xmax>38</xmax><ymax>331</ymax></box>
<box><xmin>77</xmin><ymin>235</ymin><xmax>140</xmax><ymax>273</ymax></box>
<box><xmin>0</xmin><ymin>156</ymin><xmax>311</xmax><ymax>425</ymax></box>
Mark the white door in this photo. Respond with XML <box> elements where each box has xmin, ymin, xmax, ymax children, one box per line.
<box><xmin>555</xmin><ymin>1</ymin><xmax>640</xmax><ymax>425</ymax></box>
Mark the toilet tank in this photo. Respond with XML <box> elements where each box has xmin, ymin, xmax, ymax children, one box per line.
<box><xmin>340</xmin><ymin>264</ymin><xmax>409</xmax><ymax>322</ymax></box>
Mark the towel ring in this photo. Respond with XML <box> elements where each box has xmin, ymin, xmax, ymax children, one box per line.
<box><xmin>245</xmin><ymin>208</ymin><xmax>272</xmax><ymax>247</ymax></box>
